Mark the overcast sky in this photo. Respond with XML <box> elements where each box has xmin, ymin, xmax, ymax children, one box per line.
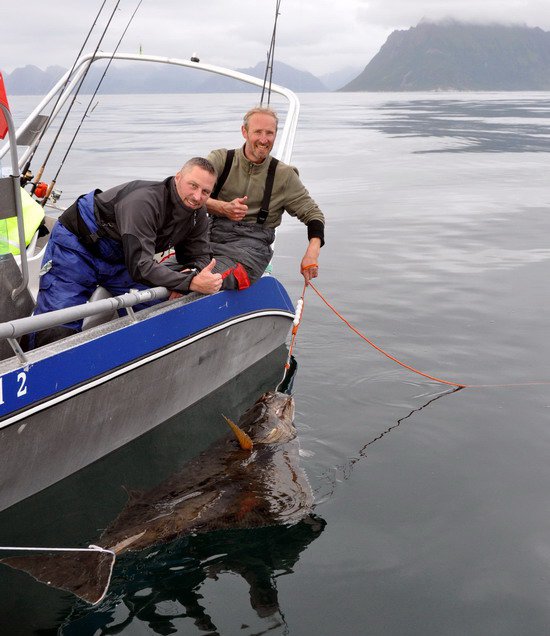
<box><xmin>2</xmin><ymin>0</ymin><xmax>550</xmax><ymax>77</ymax></box>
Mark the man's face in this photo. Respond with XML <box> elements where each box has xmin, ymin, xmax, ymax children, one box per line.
<box><xmin>242</xmin><ymin>113</ymin><xmax>277</xmax><ymax>164</ymax></box>
<box><xmin>175</xmin><ymin>166</ymin><xmax>216</xmax><ymax>209</ymax></box>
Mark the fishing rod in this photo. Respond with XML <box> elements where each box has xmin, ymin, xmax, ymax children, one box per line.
<box><xmin>25</xmin><ymin>0</ymin><xmax>110</xmax><ymax>192</ymax></box>
<box><xmin>38</xmin><ymin>0</ymin><xmax>122</xmax><ymax>205</ymax></box>
<box><xmin>261</xmin><ymin>0</ymin><xmax>282</xmax><ymax>106</ymax></box>
<box><xmin>42</xmin><ymin>0</ymin><xmax>143</xmax><ymax>205</ymax></box>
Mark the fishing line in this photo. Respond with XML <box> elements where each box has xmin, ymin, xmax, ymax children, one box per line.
<box><xmin>38</xmin><ymin>0</ymin><xmax>122</xmax><ymax>204</ymax></box>
<box><xmin>25</xmin><ymin>0</ymin><xmax>110</xmax><ymax>190</ymax></box>
<box><xmin>313</xmin><ymin>386</ymin><xmax>459</xmax><ymax>502</ymax></box>
<box><xmin>261</xmin><ymin>0</ymin><xmax>282</xmax><ymax>106</ymax></box>
<box><xmin>46</xmin><ymin>0</ymin><xmax>143</xmax><ymax>198</ymax></box>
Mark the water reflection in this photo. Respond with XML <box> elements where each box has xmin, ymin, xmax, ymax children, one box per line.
<box><xmin>360</xmin><ymin>98</ymin><xmax>550</xmax><ymax>152</ymax></box>
<box><xmin>62</xmin><ymin>517</ymin><xmax>325</xmax><ymax>634</ymax></box>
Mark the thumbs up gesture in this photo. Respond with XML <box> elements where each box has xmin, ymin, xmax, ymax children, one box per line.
<box><xmin>189</xmin><ymin>259</ymin><xmax>223</xmax><ymax>294</ymax></box>
<box><xmin>224</xmin><ymin>196</ymin><xmax>248</xmax><ymax>221</ymax></box>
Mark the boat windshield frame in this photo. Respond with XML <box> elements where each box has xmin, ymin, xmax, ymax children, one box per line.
<box><xmin>0</xmin><ymin>52</ymin><xmax>300</xmax><ymax>170</ymax></box>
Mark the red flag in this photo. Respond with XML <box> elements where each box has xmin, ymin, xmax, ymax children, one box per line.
<box><xmin>0</xmin><ymin>72</ymin><xmax>10</xmax><ymax>140</ymax></box>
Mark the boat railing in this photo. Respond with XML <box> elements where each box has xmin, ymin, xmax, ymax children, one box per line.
<box><xmin>0</xmin><ymin>286</ymin><xmax>170</xmax><ymax>363</ymax></box>
<box><xmin>0</xmin><ymin>52</ymin><xmax>301</xmax><ymax>169</ymax></box>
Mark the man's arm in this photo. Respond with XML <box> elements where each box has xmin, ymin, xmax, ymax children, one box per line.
<box><xmin>206</xmin><ymin>148</ymin><xmax>249</xmax><ymax>222</ymax></box>
<box><xmin>282</xmin><ymin>169</ymin><xmax>325</xmax><ymax>282</ymax></box>
<box><xmin>118</xmin><ymin>198</ymin><xmax>212</xmax><ymax>294</ymax></box>
<box><xmin>174</xmin><ymin>211</ymin><xmax>212</xmax><ymax>271</ymax></box>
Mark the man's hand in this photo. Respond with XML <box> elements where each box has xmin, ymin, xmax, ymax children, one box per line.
<box><xmin>301</xmin><ymin>238</ymin><xmax>321</xmax><ymax>282</ymax></box>
<box><xmin>208</xmin><ymin>196</ymin><xmax>248</xmax><ymax>221</ymax></box>
<box><xmin>189</xmin><ymin>259</ymin><xmax>223</xmax><ymax>294</ymax></box>
<box><xmin>223</xmin><ymin>196</ymin><xmax>248</xmax><ymax>221</ymax></box>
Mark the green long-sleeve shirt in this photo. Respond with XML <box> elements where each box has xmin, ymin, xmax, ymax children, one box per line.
<box><xmin>207</xmin><ymin>146</ymin><xmax>325</xmax><ymax>243</ymax></box>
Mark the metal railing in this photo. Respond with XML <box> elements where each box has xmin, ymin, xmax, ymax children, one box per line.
<box><xmin>0</xmin><ymin>286</ymin><xmax>169</xmax><ymax>341</ymax></box>
<box><xmin>0</xmin><ymin>52</ymin><xmax>301</xmax><ymax>167</ymax></box>
<box><xmin>0</xmin><ymin>286</ymin><xmax>170</xmax><ymax>364</ymax></box>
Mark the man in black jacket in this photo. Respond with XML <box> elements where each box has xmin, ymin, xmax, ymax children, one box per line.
<box><xmin>31</xmin><ymin>157</ymin><xmax>222</xmax><ymax>346</ymax></box>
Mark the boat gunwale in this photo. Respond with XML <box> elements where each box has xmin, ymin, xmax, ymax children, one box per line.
<box><xmin>0</xmin><ymin>305</ymin><xmax>293</xmax><ymax>430</ymax></box>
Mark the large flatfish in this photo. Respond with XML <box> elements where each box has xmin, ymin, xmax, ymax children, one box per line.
<box><xmin>1</xmin><ymin>390</ymin><xmax>313</xmax><ymax>604</ymax></box>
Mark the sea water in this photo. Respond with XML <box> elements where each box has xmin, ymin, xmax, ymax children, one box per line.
<box><xmin>2</xmin><ymin>91</ymin><xmax>550</xmax><ymax>635</ymax></box>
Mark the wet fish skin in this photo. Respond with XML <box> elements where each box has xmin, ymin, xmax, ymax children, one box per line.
<box><xmin>102</xmin><ymin>391</ymin><xmax>311</xmax><ymax>554</ymax></box>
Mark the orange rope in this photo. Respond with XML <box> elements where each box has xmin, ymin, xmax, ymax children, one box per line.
<box><xmin>284</xmin><ymin>281</ymin><xmax>550</xmax><ymax>390</ymax></box>
<box><xmin>307</xmin><ymin>282</ymin><xmax>468</xmax><ymax>388</ymax></box>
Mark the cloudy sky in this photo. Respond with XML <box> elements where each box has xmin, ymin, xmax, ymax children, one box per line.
<box><xmin>2</xmin><ymin>0</ymin><xmax>550</xmax><ymax>77</ymax></box>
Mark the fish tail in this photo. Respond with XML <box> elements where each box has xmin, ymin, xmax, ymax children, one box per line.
<box><xmin>0</xmin><ymin>546</ymin><xmax>116</xmax><ymax>605</ymax></box>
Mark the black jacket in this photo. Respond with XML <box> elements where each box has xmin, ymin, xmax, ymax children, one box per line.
<box><xmin>95</xmin><ymin>177</ymin><xmax>211</xmax><ymax>292</ymax></box>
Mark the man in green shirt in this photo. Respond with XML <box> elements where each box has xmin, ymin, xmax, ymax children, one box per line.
<box><xmin>207</xmin><ymin>107</ymin><xmax>325</xmax><ymax>289</ymax></box>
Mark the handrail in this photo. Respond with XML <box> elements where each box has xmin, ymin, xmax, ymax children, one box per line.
<box><xmin>0</xmin><ymin>52</ymin><xmax>300</xmax><ymax>167</ymax></box>
<box><xmin>0</xmin><ymin>286</ymin><xmax>169</xmax><ymax>340</ymax></box>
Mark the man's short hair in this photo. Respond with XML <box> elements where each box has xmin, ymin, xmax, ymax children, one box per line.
<box><xmin>181</xmin><ymin>156</ymin><xmax>218</xmax><ymax>178</ymax></box>
<box><xmin>243</xmin><ymin>107</ymin><xmax>279</xmax><ymax>131</ymax></box>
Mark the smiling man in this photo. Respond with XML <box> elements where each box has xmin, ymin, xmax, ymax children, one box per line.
<box><xmin>206</xmin><ymin>107</ymin><xmax>325</xmax><ymax>290</ymax></box>
<box><xmin>30</xmin><ymin>157</ymin><xmax>222</xmax><ymax>347</ymax></box>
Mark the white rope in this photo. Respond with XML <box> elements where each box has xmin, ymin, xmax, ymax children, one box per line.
<box><xmin>293</xmin><ymin>298</ymin><xmax>304</xmax><ymax>326</ymax></box>
<box><xmin>0</xmin><ymin>544</ymin><xmax>114</xmax><ymax>554</ymax></box>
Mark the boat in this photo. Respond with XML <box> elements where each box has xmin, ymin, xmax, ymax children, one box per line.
<box><xmin>0</xmin><ymin>51</ymin><xmax>300</xmax><ymax>513</ymax></box>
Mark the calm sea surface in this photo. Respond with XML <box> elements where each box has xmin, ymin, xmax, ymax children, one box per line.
<box><xmin>2</xmin><ymin>91</ymin><xmax>550</xmax><ymax>635</ymax></box>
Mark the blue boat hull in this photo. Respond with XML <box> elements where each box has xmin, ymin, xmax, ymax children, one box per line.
<box><xmin>0</xmin><ymin>277</ymin><xmax>294</xmax><ymax>511</ymax></box>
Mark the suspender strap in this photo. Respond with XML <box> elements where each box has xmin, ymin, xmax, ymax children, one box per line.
<box><xmin>210</xmin><ymin>149</ymin><xmax>279</xmax><ymax>225</ymax></box>
<box><xmin>211</xmin><ymin>149</ymin><xmax>235</xmax><ymax>200</ymax></box>
<box><xmin>257</xmin><ymin>157</ymin><xmax>278</xmax><ymax>225</ymax></box>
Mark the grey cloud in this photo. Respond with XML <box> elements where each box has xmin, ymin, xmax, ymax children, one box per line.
<box><xmin>2</xmin><ymin>0</ymin><xmax>550</xmax><ymax>78</ymax></box>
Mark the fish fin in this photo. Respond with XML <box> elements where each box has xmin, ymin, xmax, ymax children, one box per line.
<box><xmin>0</xmin><ymin>547</ymin><xmax>115</xmax><ymax>605</ymax></box>
<box><xmin>222</xmin><ymin>414</ymin><xmax>253</xmax><ymax>450</ymax></box>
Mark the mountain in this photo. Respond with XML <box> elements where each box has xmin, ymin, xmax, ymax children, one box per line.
<box><xmin>320</xmin><ymin>66</ymin><xmax>364</xmax><ymax>91</ymax></box>
<box><xmin>195</xmin><ymin>61</ymin><xmax>327</xmax><ymax>93</ymax></box>
<box><xmin>3</xmin><ymin>65</ymin><xmax>67</xmax><ymax>95</ymax></box>
<box><xmin>2</xmin><ymin>60</ymin><xmax>326</xmax><ymax>95</ymax></box>
<box><xmin>342</xmin><ymin>21</ymin><xmax>550</xmax><ymax>91</ymax></box>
